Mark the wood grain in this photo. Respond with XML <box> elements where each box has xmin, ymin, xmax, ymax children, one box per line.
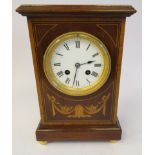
<box><xmin>16</xmin><ymin>5</ymin><xmax>136</xmax><ymax>17</ymax></box>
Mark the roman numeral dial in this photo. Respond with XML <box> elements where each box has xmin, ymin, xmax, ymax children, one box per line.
<box><xmin>54</xmin><ymin>63</ymin><xmax>61</xmax><ymax>66</ymax></box>
<box><xmin>43</xmin><ymin>32</ymin><xmax>111</xmax><ymax>96</ymax></box>
<box><xmin>65</xmin><ymin>77</ymin><xmax>71</xmax><ymax>84</ymax></box>
<box><xmin>91</xmin><ymin>71</ymin><xmax>98</xmax><ymax>77</ymax></box>
<box><xmin>76</xmin><ymin>80</ymin><xmax>80</xmax><ymax>86</ymax></box>
<box><xmin>92</xmin><ymin>52</ymin><xmax>99</xmax><ymax>58</ymax></box>
<box><xmin>51</xmin><ymin>36</ymin><xmax>106</xmax><ymax>88</ymax></box>
<box><xmin>64</xmin><ymin>43</ymin><xmax>69</xmax><ymax>50</ymax></box>
<box><xmin>75</xmin><ymin>41</ymin><xmax>80</xmax><ymax>48</ymax></box>
<box><xmin>57</xmin><ymin>71</ymin><xmax>64</xmax><ymax>77</ymax></box>
<box><xmin>94</xmin><ymin>63</ymin><xmax>102</xmax><ymax>67</ymax></box>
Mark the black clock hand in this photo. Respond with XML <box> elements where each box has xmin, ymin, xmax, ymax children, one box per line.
<box><xmin>80</xmin><ymin>60</ymin><xmax>95</xmax><ymax>66</ymax></box>
<box><xmin>72</xmin><ymin>63</ymin><xmax>80</xmax><ymax>87</ymax></box>
<box><xmin>73</xmin><ymin>67</ymin><xmax>78</xmax><ymax>87</ymax></box>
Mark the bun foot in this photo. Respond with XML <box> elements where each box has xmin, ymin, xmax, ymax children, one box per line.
<box><xmin>38</xmin><ymin>141</ymin><xmax>48</xmax><ymax>145</ymax></box>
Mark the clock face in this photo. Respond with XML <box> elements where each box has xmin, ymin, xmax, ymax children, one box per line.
<box><xmin>43</xmin><ymin>32</ymin><xmax>111</xmax><ymax>96</ymax></box>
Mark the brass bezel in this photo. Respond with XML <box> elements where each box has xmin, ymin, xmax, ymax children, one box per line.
<box><xmin>43</xmin><ymin>32</ymin><xmax>111</xmax><ymax>96</ymax></box>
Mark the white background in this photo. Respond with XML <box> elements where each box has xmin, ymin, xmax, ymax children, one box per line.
<box><xmin>12</xmin><ymin>1</ymin><xmax>141</xmax><ymax>155</ymax></box>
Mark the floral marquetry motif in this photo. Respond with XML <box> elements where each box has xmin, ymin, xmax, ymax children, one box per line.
<box><xmin>47</xmin><ymin>93</ymin><xmax>110</xmax><ymax>118</ymax></box>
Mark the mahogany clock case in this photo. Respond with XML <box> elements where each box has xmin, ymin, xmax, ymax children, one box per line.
<box><xmin>16</xmin><ymin>5</ymin><xmax>136</xmax><ymax>141</ymax></box>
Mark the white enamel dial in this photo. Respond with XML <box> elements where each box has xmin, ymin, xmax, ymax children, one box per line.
<box><xmin>52</xmin><ymin>38</ymin><xmax>103</xmax><ymax>88</ymax></box>
<box><xmin>43</xmin><ymin>32</ymin><xmax>111</xmax><ymax>96</ymax></box>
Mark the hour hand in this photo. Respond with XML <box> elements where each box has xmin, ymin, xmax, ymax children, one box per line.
<box><xmin>80</xmin><ymin>60</ymin><xmax>95</xmax><ymax>66</ymax></box>
<box><xmin>87</xmin><ymin>60</ymin><xmax>95</xmax><ymax>64</ymax></box>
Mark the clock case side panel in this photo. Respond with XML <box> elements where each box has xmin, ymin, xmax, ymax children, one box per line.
<box><xmin>112</xmin><ymin>18</ymin><xmax>126</xmax><ymax>123</ymax></box>
<box><xmin>27</xmin><ymin>18</ymin><xmax>46</xmax><ymax>123</ymax></box>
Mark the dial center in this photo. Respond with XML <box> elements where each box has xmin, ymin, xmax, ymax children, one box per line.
<box><xmin>75</xmin><ymin>63</ymin><xmax>80</xmax><ymax>68</ymax></box>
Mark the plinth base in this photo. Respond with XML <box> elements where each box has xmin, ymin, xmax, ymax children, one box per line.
<box><xmin>36</xmin><ymin>119</ymin><xmax>122</xmax><ymax>141</ymax></box>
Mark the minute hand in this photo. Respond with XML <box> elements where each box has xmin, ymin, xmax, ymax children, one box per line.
<box><xmin>72</xmin><ymin>67</ymin><xmax>78</xmax><ymax>87</ymax></box>
<box><xmin>80</xmin><ymin>61</ymin><xmax>95</xmax><ymax>66</ymax></box>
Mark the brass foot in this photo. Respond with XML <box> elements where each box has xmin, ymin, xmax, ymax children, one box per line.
<box><xmin>38</xmin><ymin>141</ymin><xmax>48</xmax><ymax>145</ymax></box>
<box><xmin>110</xmin><ymin>140</ymin><xmax>117</xmax><ymax>143</ymax></box>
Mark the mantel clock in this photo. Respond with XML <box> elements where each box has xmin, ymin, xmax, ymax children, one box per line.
<box><xmin>16</xmin><ymin>5</ymin><xmax>136</xmax><ymax>142</ymax></box>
